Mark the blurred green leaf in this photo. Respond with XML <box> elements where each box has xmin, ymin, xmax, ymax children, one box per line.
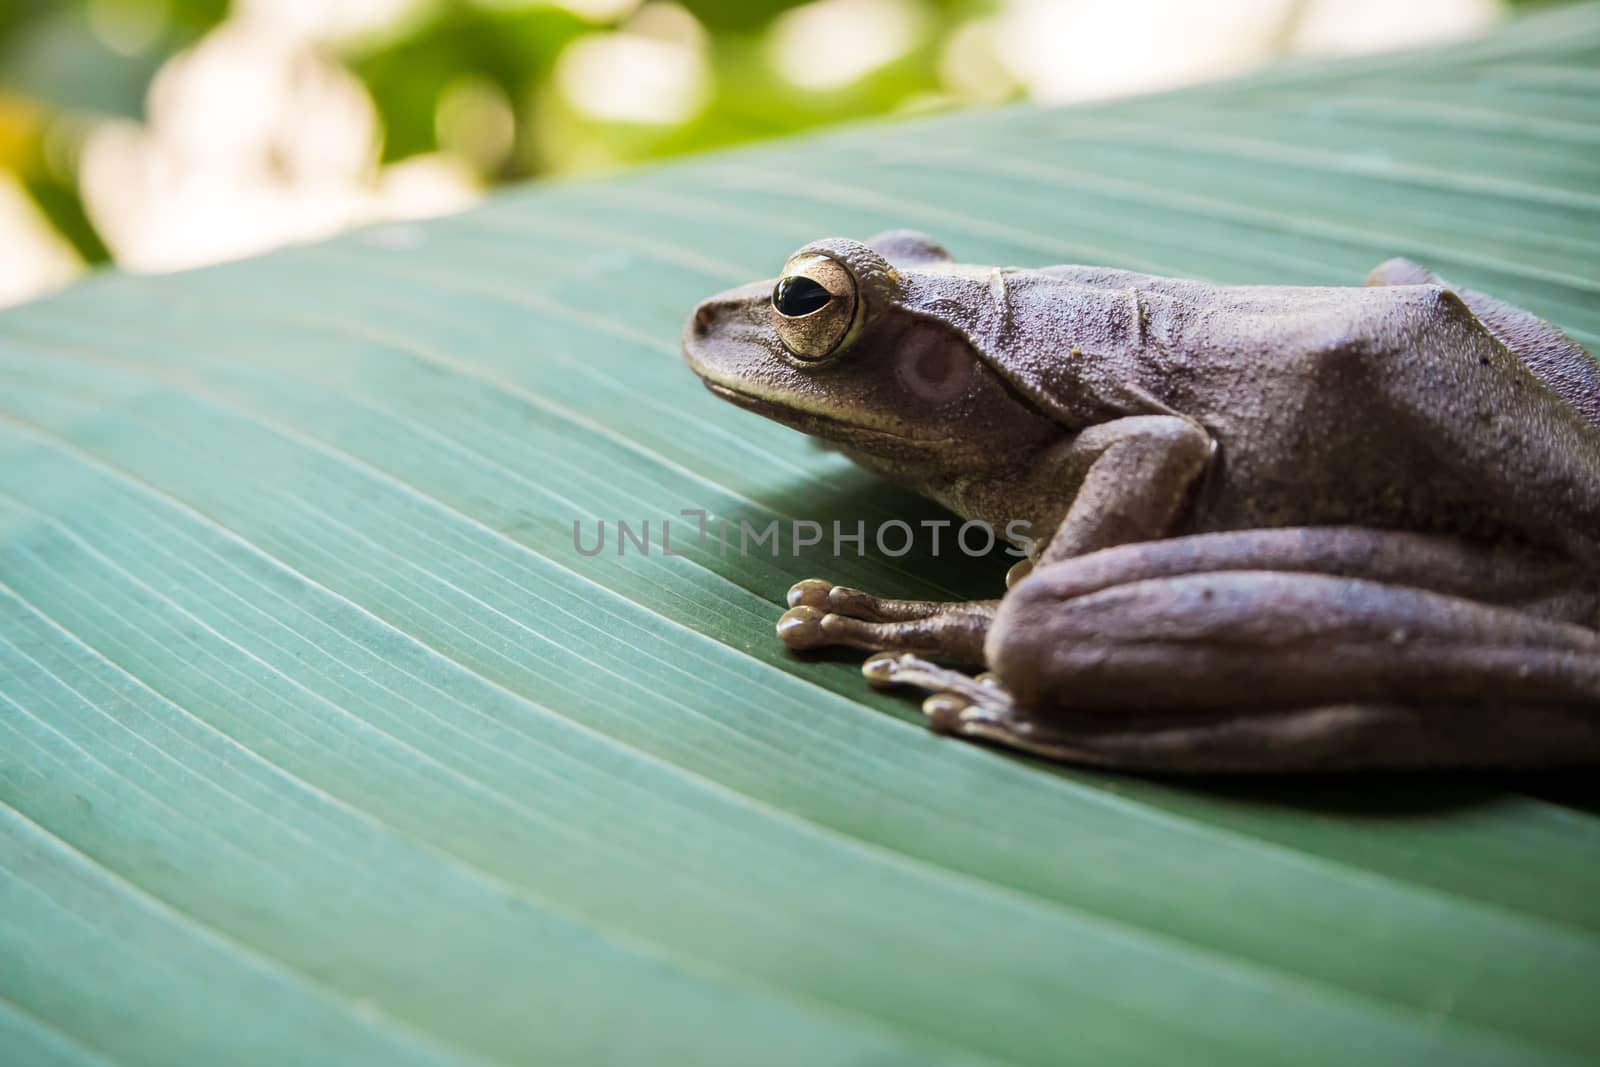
<box><xmin>353</xmin><ymin>4</ymin><xmax>589</xmax><ymax>169</ymax></box>
<box><xmin>3</xmin><ymin>4</ymin><xmax>1600</xmax><ymax>1066</ymax></box>
<box><xmin>18</xmin><ymin>168</ymin><xmax>109</xmax><ymax>263</ymax></box>
<box><xmin>0</xmin><ymin>6</ymin><xmax>164</xmax><ymax>117</ymax></box>
<box><xmin>0</xmin><ymin>0</ymin><xmax>223</xmax><ymax>118</ymax></box>
<box><xmin>679</xmin><ymin>0</ymin><xmax>811</xmax><ymax>33</ymax></box>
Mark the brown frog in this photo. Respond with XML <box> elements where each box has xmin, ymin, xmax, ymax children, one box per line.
<box><xmin>682</xmin><ymin>230</ymin><xmax>1600</xmax><ymax>771</ymax></box>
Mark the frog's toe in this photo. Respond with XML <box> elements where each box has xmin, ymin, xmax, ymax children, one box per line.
<box><xmin>779</xmin><ymin>604</ymin><xmax>882</xmax><ymax>651</ymax></box>
<box><xmin>824</xmin><ymin>585</ymin><xmax>895</xmax><ymax>617</ymax></box>
<box><xmin>792</xmin><ymin>580</ymin><xmax>881</xmax><ymax>617</ymax></box>
<box><xmin>776</xmin><ymin>605</ymin><xmax>828</xmax><ymax>650</ymax></box>
<box><xmin>860</xmin><ymin>652</ymin><xmax>1023</xmax><ymax>738</ymax></box>
<box><xmin>864</xmin><ymin>652</ymin><xmax>1007</xmax><ymax>702</ymax></box>
<box><xmin>788</xmin><ymin>579</ymin><xmax>945</xmax><ymax>623</ymax></box>
<box><xmin>786</xmin><ymin>578</ymin><xmax>836</xmax><ymax>610</ymax></box>
<box><xmin>777</xmin><ymin>600</ymin><xmax>995</xmax><ymax>660</ymax></box>
<box><xmin>780</xmin><ymin>604</ymin><xmax>897</xmax><ymax>652</ymax></box>
<box><xmin>922</xmin><ymin>688</ymin><xmax>1020</xmax><ymax>740</ymax></box>
<box><xmin>862</xmin><ymin>651</ymin><xmax>966</xmax><ymax>687</ymax></box>
<box><xmin>861</xmin><ymin>652</ymin><xmax>902</xmax><ymax>686</ymax></box>
<box><xmin>923</xmin><ymin>693</ymin><xmax>972</xmax><ymax>734</ymax></box>
<box><xmin>863</xmin><ymin>651</ymin><xmax>963</xmax><ymax>689</ymax></box>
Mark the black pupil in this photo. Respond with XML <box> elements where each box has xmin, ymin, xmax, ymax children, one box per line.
<box><xmin>773</xmin><ymin>276</ymin><xmax>832</xmax><ymax>317</ymax></box>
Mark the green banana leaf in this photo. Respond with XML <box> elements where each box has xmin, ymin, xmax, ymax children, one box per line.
<box><xmin>4</xmin><ymin>5</ymin><xmax>1600</xmax><ymax>1065</ymax></box>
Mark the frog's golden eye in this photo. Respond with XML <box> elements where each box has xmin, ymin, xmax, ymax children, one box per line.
<box><xmin>771</xmin><ymin>254</ymin><xmax>858</xmax><ymax>362</ymax></box>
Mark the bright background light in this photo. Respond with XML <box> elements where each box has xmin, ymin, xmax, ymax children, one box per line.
<box><xmin>0</xmin><ymin>0</ymin><xmax>1517</xmax><ymax>306</ymax></box>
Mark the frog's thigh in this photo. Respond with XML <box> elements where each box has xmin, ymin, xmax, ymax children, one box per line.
<box><xmin>1010</xmin><ymin>526</ymin><xmax>1586</xmax><ymax>615</ymax></box>
<box><xmin>1366</xmin><ymin>257</ymin><xmax>1600</xmax><ymax>428</ymax></box>
<box><xmin>989</xmin><ymin>568</ymin><xmax>1600</xmax><ymax>713</ymax></box>
<box><xmin>1347</xmin><ymin>286</ymin><xmax>1600</xmax><ymax>543</ymax></box>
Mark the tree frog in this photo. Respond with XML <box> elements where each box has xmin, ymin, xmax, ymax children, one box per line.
<box><xmin>682</xmin><ymin>231</ymin><xmax>1600</xmax><ymax>771</ymax></box>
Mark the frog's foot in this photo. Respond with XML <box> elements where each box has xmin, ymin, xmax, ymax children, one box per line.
<box><xmin>858</xmin><ymin>651</ymin><xmax>1600</xmax><ymax>772</ymax></box>
<box><xmin>909</xmin><ymin>701</ymin><xmax>1600</xmax><ymax>773</ymax></box>
<box><xmin>785</xmin><ymin>578</ymin><xmax>951</xmax><ymax>621</ymax></box>
<box><xmin>776</xmin><ymin>579</ymin><xmax>995</xmax><ymax>664</ymax></box>
<box><xmin>862</xmin><ymin>653</ymin><xmax>1017</xmax><ymax>736</ymax></box>
<box><xmin>860</xmin><ymin>653</ymin><xmax>1093</xmax><ymax>757</ymax></box>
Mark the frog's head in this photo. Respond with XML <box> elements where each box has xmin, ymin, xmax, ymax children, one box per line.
<box><xmin>682</xmin><ymin>230</ymin><xmax>1063</xmax><ymax>480</ymax></box>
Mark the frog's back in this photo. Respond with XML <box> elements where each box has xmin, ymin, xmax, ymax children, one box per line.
<box><xmin>1026</xmin><ymin>263</ymin><xmax>1600</xmax><ymax>555</ymax></box>
<box><xmin>1042</xmin><ymin>265</ymin><xmax>1450</xmax><ymax>355</ymax></box>
<box><xmin>1035</xmin><ymin>262</ymin><xmax>1600</xmax><ymax>433</ymax></box>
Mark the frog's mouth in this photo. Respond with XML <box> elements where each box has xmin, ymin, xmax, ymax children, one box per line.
<box><xmin>701</xmin><ymin>380</ymin><xmax>933</xmax><ymax>449</ymax></box>
<box><xmin>703</xmin><ymin>380</ymin><xmax>774</xmax><ymax>413</ymax></box>
<box><xmin>704</xmin><ymin>380</ymin><xmax>872</xmax><ymax>433</ymax></box>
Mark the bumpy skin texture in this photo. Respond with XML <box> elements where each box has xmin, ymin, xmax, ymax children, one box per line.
<box><xmin>682</xmin><ymin>231</ymin><xmax>1600</xmax><ymax>771</ymax></box>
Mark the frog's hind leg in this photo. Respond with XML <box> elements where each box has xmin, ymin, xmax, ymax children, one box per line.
<box><xmin>1007</xmin><ymin>526</ymin><xmax>1594</xmax><ymax>623</ymax></box>
<box><xmin>860</xmin><ymin>646</ymin><xmax>1600</xmax><ymax>772</ymax></box>
<box><xmin>998</xmin><ymin>568</ymin><xmax>1600</xmax><ymax>711</ymax></box>
<box><xmin>861</xmin><ymin>652</ymin><xmax>1019</xmax><ymax>736</ymax></box>
<box><xmin>1366</xmin><ymin>256</ymin><xmax>1600</xmax><ymax>429</ymax></box>
<box><xmin>984</xmin><ymin>565</ymin><xmax>1600</xmax><ymax>770</ymax></box>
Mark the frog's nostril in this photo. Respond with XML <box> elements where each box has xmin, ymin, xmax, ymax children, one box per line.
<box><xmin>693</xmin><ymin>304</ymin><xmax>716</xmax><ymax>335</ymax></box>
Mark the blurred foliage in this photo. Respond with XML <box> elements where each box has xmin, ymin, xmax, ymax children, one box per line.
<box><xmin>0</xmin><ymin>0</ymin><xmax>225</xmax><ymax>117</ymax></box>
<box><xmin>0</xmin><ymin>0</ymin><xmax>1570</xmax><ymax>274</ymax></box>
<box><xmin>1</xmin><ymin>0</ymin><xmax>220</xmax><ymax>262</ymax></box>
<box><xmin>353</xmin><ymin>4</ymin><xmax>591</xmax><ymax>175</ymax></box>
<box><xmin>0</xmin><ymin>0</ymin><xmax>1001</xmax><ymax>267</ymax></box>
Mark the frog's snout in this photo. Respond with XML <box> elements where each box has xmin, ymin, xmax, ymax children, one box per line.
<box><xmin>681</xmin><ymin>280</ymin><xmax>777</xmax><ymax>376</ymax></box>
<box><xmin>691</xmin><ymin>301</ymin><xmax>717</xmax><ymax>337</ymax></box>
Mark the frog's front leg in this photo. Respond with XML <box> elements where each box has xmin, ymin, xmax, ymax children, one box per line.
<box><xmin>1032</xmin><ymin>414</ymin><xmax>1213</xmax><ymax>563</ymax></box>
<box><xmin>777</xmin><ymin>580</ymin><xmax>997</xmax><ymax>664</ymax></box>
<box><xmin>774</xmin><ymin>415</ymin><xmax>1214</xmax><ymax>661</ymax></box>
